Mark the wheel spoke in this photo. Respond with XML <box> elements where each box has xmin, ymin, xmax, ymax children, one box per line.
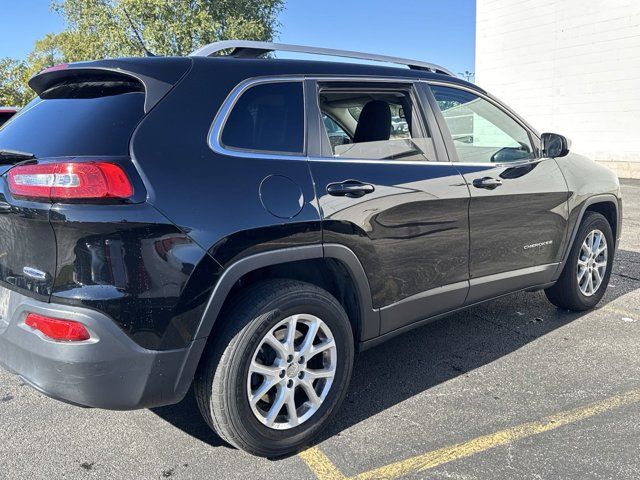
<box><xmin>300</xmin><ymin>379</ymin><xmax>321</xmax><ymax>407</ymax></box>
<box><xmin>285</xmin><ymin>391</ymin><xmax>299</xmax><ymax>427</ymax></box>
<box><xmin>299</xmin><ymin>319</ymin><xmax>320</xmax><ymax>356</ymax></box>
<box><xmin>285</xmin><ymin>315</ymin><xmax>297</xmax><ymax>353</ymax></box>
<box><xmin>250</xmin><ymin>377</ymin><xmax>280</xmax><ymax>406</ymax></box>
<box><xmin>577</xmin><ymin>266</ymin><xmax>587</xmax><ymax>282</ymax></box>
<box><xmin>580</xmin><ymin>243</ymin><xmax>590</xmax><ymax>258</ymax></box>
<box><xmin>305</xmin><ymin>367</ymin><xmax>334</xmax><ymax>381</ymax></box>
<box><xmin>264</xmin><ymin>332</ymin><xmax>288</xmax><ymax>360</ymax></box>
<box><xmin>593</xmin><ymin>269</ymin><xmax>602</xmax><ymax>289</ymax></box>
<box><xmin>309</xmin><ymin>338</ymin><xmax>336</xmax><ymax>359</ymax></box>
<box><xmin>587</xmin><ymin>273</ymin><xmax>594</xmax><ymax>295</ymax></box>
<box><xmin>592</xmin><ymin>232</ymin><xmax>602</xmax><ymax>253</ymax></box>
<box><xmin>265</xmin><ymin>384</ymin><xmax>287</xmax><ymax>427</ymax></box>
<box><xmin>249</xmin><ymin>360</ymin><xmax>280</xmax><ymax>379</ymax></box>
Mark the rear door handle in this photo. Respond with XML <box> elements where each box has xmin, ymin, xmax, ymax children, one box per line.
<box><xmin>472</xmin><ymin>177</ymin><xmax>503</xmax><ymax>189</ymax></box>
<box><xmin>326</xmin><ymin>180</ymin><xmax>375</xmax><ymax>198</ymax></box>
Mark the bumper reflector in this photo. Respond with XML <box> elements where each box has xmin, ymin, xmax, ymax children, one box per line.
<box><xmin>25</xmin><ymin>313</ymin><xmax>90</xmax><ymax>341</ymax></box>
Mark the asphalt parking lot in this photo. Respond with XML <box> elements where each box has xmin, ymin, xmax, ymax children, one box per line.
<box><xmin>0</xmin><ymin>180</ymin><xmax>638</xmax><ymax>480</ymax></box>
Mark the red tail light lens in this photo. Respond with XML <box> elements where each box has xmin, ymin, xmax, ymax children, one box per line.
<box><xmin>8</xmin><ymin>162</ymin><xmax>133</xmax><ymax>201</ymax></box>
<box><xmin>25</xmin><ymin>313</ymin><xmax>91</xmax><ymax>342</ymax></box>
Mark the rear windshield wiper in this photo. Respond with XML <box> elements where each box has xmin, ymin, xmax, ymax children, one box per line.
<box><xmin>0</xmin><ymin>149</ymin><xmax>36</xmax><ymax>163</ymax></box>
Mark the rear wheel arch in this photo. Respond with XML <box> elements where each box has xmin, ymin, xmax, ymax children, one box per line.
<box><xmin>194</xmin><ymin>245</ymin><xmax>377</xmax><ymax>348</ymax></box>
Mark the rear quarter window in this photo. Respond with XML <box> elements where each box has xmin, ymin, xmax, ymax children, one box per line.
<box><xmin>220</xmin><ymin>81</ymin><xmax>304</xmax><ymax>155</ymax></box>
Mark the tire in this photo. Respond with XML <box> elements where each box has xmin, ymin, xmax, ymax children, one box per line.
<box><xmin>545</xmin><ymin>211</ymin><xmax>614</xmax><ymax>311</ymax></box>
<box><xmin>194</xmin><ymin>279</ymin><xmax>354</xmax><ymax>457</ymax></box>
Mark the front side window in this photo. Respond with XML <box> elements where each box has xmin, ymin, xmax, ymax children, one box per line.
<box><xmin>221</xmin><ymin>81</ymin><xmax>304</xmax><ymax>154</ymax></box>
<box><xmin>431</xmin><ymin>85</ymin><xmax>534</xmax><ymax>163</ymax></box>
<box><xmin>318</xmin><ymin>86</ymin><xmax>435</xmax><ymax>161</ymax></box>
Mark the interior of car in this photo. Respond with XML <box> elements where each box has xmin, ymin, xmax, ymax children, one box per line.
<box><xmin>318</xmin><ymin>89</ymin><xmax>435</xmax><ymax>161</ymax></box>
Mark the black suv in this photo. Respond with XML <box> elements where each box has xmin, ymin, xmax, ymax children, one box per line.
<box><xmin>0</xmin><ymin>41</ymin><xmax>622</xmax><ymax>457</ymax></box>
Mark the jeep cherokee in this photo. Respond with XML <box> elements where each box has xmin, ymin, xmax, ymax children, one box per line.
<box><xmin>0</xmin><ymin>41</ymin><xmax>621</xmax><ymax>457</ymax></box>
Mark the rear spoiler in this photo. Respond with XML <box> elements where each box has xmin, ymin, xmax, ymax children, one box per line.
<box><xmin>28</xmin><ymin>57</ymin><xmax>192</xmax><ymax>113</ymax></box>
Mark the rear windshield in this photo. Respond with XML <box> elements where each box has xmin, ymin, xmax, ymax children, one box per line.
<box><xmin>0</xmin><ymin>84</ymin><xmax>145</xmax><ymax>157</ymax></box>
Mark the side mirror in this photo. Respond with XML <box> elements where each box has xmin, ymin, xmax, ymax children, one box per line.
<box><xmin>541</xmin><ymin>132</ymin><xmax>571</xmax><ymax>158</ymax></box>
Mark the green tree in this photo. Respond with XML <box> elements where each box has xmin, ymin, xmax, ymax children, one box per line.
<box><xmin>51</xmin><ymin>0</ymin><xmax>284</xmax><ymax>59</ymax></box>
<box><xmin>0</xmin><ymin>58</ymin><xmax>32</xmax><ymax>106</ymax></box>
<box><xmin>1</xmin><ymin>0</ymin><xmax>284</xmax><ymax>107</ymax></box>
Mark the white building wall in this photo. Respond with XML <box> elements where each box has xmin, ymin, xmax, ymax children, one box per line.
<box><xmin>476</xmin><ymin>0</ymin><xmax>640</xmax><ymax>178</ymax></box>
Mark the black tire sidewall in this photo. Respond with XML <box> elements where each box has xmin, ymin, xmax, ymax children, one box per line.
<box><xmin>222</xmin><ymin>286</ymin><xmax>353</xmax><ymax>455</ymax></box>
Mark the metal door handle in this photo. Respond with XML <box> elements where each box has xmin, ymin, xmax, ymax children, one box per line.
<box><xmin>326</xmin><ymin>180</ymin><xmax>375</xmax><ymax>198</ymax></box>
<box><xmin>472</xmin><ymin>177</ymin><xmax>503</xmax><ymax>189</ymax></box>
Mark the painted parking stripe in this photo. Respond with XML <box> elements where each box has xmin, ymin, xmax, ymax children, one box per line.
<box><xmin>300</xmin><ymin>387</ymin><xmax>640</xmax><ymax>480</ymax></box>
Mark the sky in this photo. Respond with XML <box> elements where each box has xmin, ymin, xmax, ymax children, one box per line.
<box><xmin>0</xmin><ymin>0</ymin><xmax>476</xmax><ymax>75</ymax></box>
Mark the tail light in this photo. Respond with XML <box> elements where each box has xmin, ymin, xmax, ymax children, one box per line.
<box><xmin>25</xmin><ymin>313</ymin><xmax>91</xmax><ymax>342</ymax></box>
<box><xmin>7</xmin><ymin>162</ymin><xmax>133</xmax><ymax>201</ymax></box>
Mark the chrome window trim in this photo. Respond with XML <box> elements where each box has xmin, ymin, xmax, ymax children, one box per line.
<box><xmin>208</xmin><ymin>76</ymin><xmax>308</xmax><ymax>160</ymax></box>
<box><xmin>209</xmin><ymin>74</ymin><xmax>433</xmax><ymax>162</ymax></box>
<box><xmin>208</xmin><ymin>74</ymin><xmax>545</xmax><ymax>168</ymax></box>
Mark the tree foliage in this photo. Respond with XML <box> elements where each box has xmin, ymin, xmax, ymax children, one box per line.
<box><xmin>0</xmin><ymin>58</ymin><xmax>31</xmax><ymax>106</ymax></box>
<box><xmin>0</xmin><ymin>0</ymin><xmax>284</xmax><ymax>107</ymax></box>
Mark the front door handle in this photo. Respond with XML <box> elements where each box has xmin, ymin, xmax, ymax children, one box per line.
<box><xmin>327</xmin><ymin>180</ymin><xmax>375</xmax><ymax>198</ymax></box>
<box><xmin>472</xmin><ymin>177</ymin><xmax>503</xmax><ymax>189</ymax></box>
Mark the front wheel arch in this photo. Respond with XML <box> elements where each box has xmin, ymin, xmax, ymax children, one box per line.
<box><xmin>556</xmin><ymin>194</ymin><xmax>620</xmax><ymax>280</ymax></box>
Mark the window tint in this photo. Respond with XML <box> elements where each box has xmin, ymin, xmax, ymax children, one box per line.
<box><xmin>221</xmin><ymin>82</ymin><xmax>304</xmax><ymax>154</ymax></box>
<box><xmin>318</xmin><ymin>87</ymin><xmax>435</xmax><ymax>161</ymax></box>
<box><xmin>0</xmin><ymin>91</ymin><xmax>145</xmax><ymax>157</ymax></box>
<box><xmin>431</xmin><ymin>85</ymin><xmax>534</xmax><ymax>163</ymax></box>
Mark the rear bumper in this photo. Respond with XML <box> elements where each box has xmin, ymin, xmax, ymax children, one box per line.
<box><xmin>0</xmin><ymin>285</ymin><xmax>205</xmax><ymax>410</ymax></box>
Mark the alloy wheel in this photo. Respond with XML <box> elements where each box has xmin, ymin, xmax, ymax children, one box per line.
<box><xmin>246</xmin><ymin>314</ymin><xmax>337</xmax><ymax>430</ymax></box>
<box><xmin>577</xmin><ymin>229</ymin><xmax>608</xmax><ymax>296</ymax></box>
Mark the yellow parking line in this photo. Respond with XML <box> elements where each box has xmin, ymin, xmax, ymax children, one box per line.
<box><xmin>299</xmin><ymin>447</ymin><xmax>347</xmax><ymax>480</ymax></box>
<box><xmin>300</xmin><ymin>388</ymin><xmax>640</xmax><ymax>480</ymax></box>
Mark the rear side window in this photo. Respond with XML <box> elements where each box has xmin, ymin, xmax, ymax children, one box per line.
<box><xmin>0</xmin><ymin>82</ymin><xmax>145</xmax><ymax>157</ymax></box>
<box><xmin>220</xmin><ymin>81</ymin><xmax>304</xmax><ymax>154</ymax></box>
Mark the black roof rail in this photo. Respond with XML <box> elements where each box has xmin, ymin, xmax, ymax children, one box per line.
<box><xmin>190</xmin><ymin>40</ymin><xmax>455</xmax><ymax>76</ymax></box>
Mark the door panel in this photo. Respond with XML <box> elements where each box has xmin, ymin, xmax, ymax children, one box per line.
<box><xmin>427</xmin><ymin>83</ymin><xmax>570</xmax><ymax>302</ymax></box>
<box><xmin>311</xmin><ymin>160</ymin><xmax>470</xmax><ymax>333</ymax></box>
<box><xmin>457</xmin><ymin>160</ymin><xmax>569</xmax><ymax>278</ymax></box>
<box><xmin>307</xmin><ymin>79</ymin><xmax>470</xmax><ymax>336</ymax></box>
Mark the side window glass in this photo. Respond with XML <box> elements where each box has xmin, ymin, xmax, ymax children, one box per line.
<box><xmin>431</xmin><ymin>85</ymin><xmax>534</xmax><ymax>163</ymax></box>
<box><xmin>322</xmin><ymin>114</ymin><xmax>351</xmax><ymax>150</ymax></box>
<box><xmin>318</xmin><ymin>87</ymin><xmax>435</xmax><ymax>161</ymax></box>
<box><xmin>221</xmin><ymin>82</ymin><xmax>304</xmax><ymax>154</ymax></box>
